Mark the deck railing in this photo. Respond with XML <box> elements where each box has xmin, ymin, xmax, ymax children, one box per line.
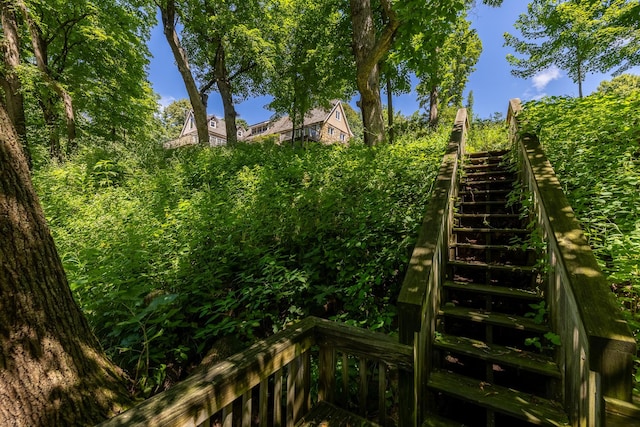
<box><xmin>507</xmin><ymin>98</ymin><xmax>637</xmax><ymax>426</ymax></box>
<box><xmin>397</xmin><ymin>108</ymin><xmax>469</xmax><ymax>425</ymax></box>
<box><xmin>98</xmin><ymin>316</ymin><xmax>412</xmax><ymax>427</ymax></box>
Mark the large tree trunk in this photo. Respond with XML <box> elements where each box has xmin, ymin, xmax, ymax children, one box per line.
<box><xmin>0</xmin><ymin>105</ymin><xmax>132</xmax><ymax>426</ymax></box>
<box><xmin>386</xmin><ymin>74</ymin><xmax>394</xmax><ymax>144</ymax></box>
<box><xmin>17</xmin><ymin>0</ymin><xmax>77</xmax><ymax>154</ymax></box>
<box><xmin>349</xmin><ymin>0</ymin><xmax>399</xmax><ymax>146</ymax></box>
<box><xmin>214</xmin><ymin>44</ymin><xmax>238</xmax><ymax>145</ymax></box>
<box><xmin>1</xmin><ymin>1</ymin><xmax>29</xmax><ymax>165</ymax></box>
<box><xmin>159</xmin><ymin>0</ymin><xmax>209</xmax><ymax>145</ymax></box>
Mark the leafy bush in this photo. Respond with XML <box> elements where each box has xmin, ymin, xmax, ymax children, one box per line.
<box><xmin>519</xmin><ymin>91</ymin><xmax>640</xmax><ymax>391</ymax></box>
<box><xmin>33</xmin><ymin>128</ymin><xmax>449</xmax><ymax>395</ymax></box>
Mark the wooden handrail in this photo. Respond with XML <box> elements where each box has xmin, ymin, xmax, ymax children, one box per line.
<box><xmin>397</xmin><ymin>108</ymin><xmax>469</xmax><ymax>425</ymax></box>
<box><xmin>507</xmin><ymin>98</ymin><xmax>636</xmax><ymax>425</ymax></box>
<box><xmin>98</xmin><ymin>316</ymin><xmax>412</xmax><ymax>427</ymax></box>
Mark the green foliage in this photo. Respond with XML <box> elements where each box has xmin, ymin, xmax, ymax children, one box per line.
<box><xmin>34</xmin><ymin>127</ymin><xmax>449</xmax><ymax>395</ymax></box>
<box><xmin>519</xmin><ymin>90</ymin><xmax>640</xmax><ymax>389</ymax></box>
<box><xmin>466</xmin><ymin>119</ymin><xmax>509</xmax><ymax>153</ymax></box>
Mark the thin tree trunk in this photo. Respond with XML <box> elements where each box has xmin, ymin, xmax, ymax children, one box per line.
<box><xmin>159</xmin><ymin>0</ymin><xmax>209</xmax><ymax>144</ymax></box>
<box><xmin>349</xmin><ymin>0</ymin><xmax>399</xmax><ymax>146</ymax></box>
<box><xmin>0</xmin><ymin>104</ymin><xmax>132</xmax><ymax>426</ymax></box>
<box><xmin>17</xmin><ymin>0</ymin><xmax>76</xmax><ymax>153</ymax></box>
<box><xmin>386</xmin><ymin>74</ymin><xmax>394</xmax><ymax>144</ymax></box>
<box><xmin>1</xmin><ymin>1</ymin><xmax>29</xmax><ymax>165</ymax></box>
<box><xmin>429</xmin><ymin>86</ymin><xmax>439</xmax><ymax>128</ymax></box>
<box><xmin>214</xmin><ymin>44</ymin><xmax>238</xmax><ymax>145</ymax></box>
<box><xmin>38</xmin><ymin>95</ymin><xmax>63</xmax><ymax>162</ymax></box>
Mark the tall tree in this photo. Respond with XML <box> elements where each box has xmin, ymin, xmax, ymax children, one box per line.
<box><xmin>0</xmin><ymin>0</ymin><xmax>28</xmax><ymax>162</ymax></box>
<box><xmin>348</xmin><ymin>0</ymin><xmax>398</xmax><ymax>146</ymax></box>
<box><xmin>180</xmin><ymin>0</ymin><xmax>277</xmax><ymax>145</ymax></box>
<box><xmin>504</xmin><ymin>0</ymin><xmax>637</xmax><ymax>98</ymax></box>
<box><xmin>0</xmin><ymin>104</ymin><xmax>131</xmax><ymax>426</ymax></box>
<box><xmin>157</xmin><ymin>0</ymin><xmax>209</xmax><ymax>145</ymax></box>
<box><xmin>17</xmin><ymin>0</ymin><xmax>77</xmax><ymax>157</ymax></box>
<box><xmin>413</xmin><ymin>14</ymin><xmax>481</xmax><ymax>127</ymax></box>
<box><xmin>160</xmin><ymin>98</ymin><xmax>193</xmax><ymax>138</ymax></box>
<box><xmin>268</xmin><ymin>0</ymin><xmax>353</xmax><ymax>145</ymax></box>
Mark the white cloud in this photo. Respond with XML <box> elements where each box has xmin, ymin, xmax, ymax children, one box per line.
<box><xmin>158</xmin><ymin>95</ymin><xmax>177</xmax><ymax>109</ymax></box>
<box><xmin>532</xmin><ymin>66</ymin><xmax>561</xmax><ymax>91</ymax></box>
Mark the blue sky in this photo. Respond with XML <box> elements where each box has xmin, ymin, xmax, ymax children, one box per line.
<box><xmin>147</xmin><ymin>2</ymin><xmax>636</xmax><ymax>123</ymax></box>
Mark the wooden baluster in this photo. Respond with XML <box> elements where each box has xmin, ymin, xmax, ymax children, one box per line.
<box><xmin>286</xmin><ymin>358</ymin><xmax>298</xmax><ymax>427</ymax></box>
<box><xmin>341</xmin><ymin>353</ymin><xmax>349</xmax><ymax>401</ymax></box>
<box><xmin>221</xmin><ymin>403</ymin><xmax>233</xmax><ymax>427</ymax></box>
<box><xmin>301</xmin><ymin>352</ymin><xmax>311</xmax><ymax>416</ymax></box>
<box><xmin>318</xmin><ymin>345</ymin><xmax>336</xmax><ymax>403</ymax></box>
<box><xmin>378</xmin><ymin>363</ymin><xmax>386</xmax><ymax>426</ymax></box>
<box><xmin>274</xmin><ymin>369</ymin><xmax>283</xmax><ymax>427</ymax></box>
<box><xmin>359</xmin><ymin>357</ymin><xmax>368</xmax><ymax>417</ymax></box>
<box><xmin>259</xmin><ymin>377</ymin><xmax>269</xmax><ymax>427</ymax></box>
<box><xmin>242</xmin><ymin>390</ymin><xmax>252</xmax><ymax>427</ymax></box>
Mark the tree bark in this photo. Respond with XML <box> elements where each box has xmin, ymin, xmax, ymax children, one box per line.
<box><xmin>349</xmin><ymin>0</ymin><xmax>399</xmax><ymax>146</ymax></box>
<box><xmin>159</xmin><ymin>0</ymin><xmax>210</xmax><ymax>145</ymax></box>
<box><xmin>38</xmin><ymin>94</ymin><xmax>63</xmax><ymax>162</ymax></box>
<box><xmin>429</xmin><ymin>85</ymin><xmax>439</xmax><ymax>128</ymax></box>
<box><xmin>0</xmin><ymin>105</ymin><xmax>132</xmax><ymax>426</ymax></box>
<box><xmin>0</xmin><ymin>1</ymin><xmax>29</xmax><ymax>165</ymax></box>
<box><xmin>213</xmin><ymin>43</ymin><xmax>238</xmax><ymax>145</ymax></box>
<box><xmin>386</xmin><ymin>74</ymin><xmax>394</xmax><ymax>144</ymax></box>
<box><xmin>17</xmin><ymin>0</ymin><xmax>77</xmax><ymax>153</ymax></box>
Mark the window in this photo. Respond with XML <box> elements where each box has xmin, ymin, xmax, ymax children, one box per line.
<box><xmin>237</xmin><ymin>129</ymin><xmax>243</xmax><ymax>137</ymax></box>
<box><xmin>209</xmin><ymin>119</ymin><xmax>217</xmax><ymax>129</ymax></box>
<box><xmin>335</xmin><ymin>110</ymin><xmax>341</xmax><ymax>121</ymax></box>
<box><xmin>328</xmin><ymin>126</ymin><xmax>334</xmax><ymax>136</ymax></box>
<box><xmin>189</xmin><ymin>116</ymin><xmax>195</xmax><ymax>129</ymax></box>
<box><xmin>340</xmin><ymin>133</ymin><xmax>345</xmax><ymax>141</ymax></box>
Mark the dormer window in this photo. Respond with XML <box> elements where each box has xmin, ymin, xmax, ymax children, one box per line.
<box><xmin>209</xmin><ymin>119</ymin><xmax>217</xmax><ymax>129</ymax></box>
<box><xmin>237</xmin><ymin>129</ymin><xmax>243</xmax><ymax>137</ymax></box>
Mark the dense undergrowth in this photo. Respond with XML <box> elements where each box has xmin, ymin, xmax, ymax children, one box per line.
<box><xmin>519</xmin><ymin>91</ymin><xmax>640</xmax><ymax>390</ymax></box>
<box><xmin>33</xmin><ymin>126</ymin><xmax>450</xmax><ymax>396</ymax></box>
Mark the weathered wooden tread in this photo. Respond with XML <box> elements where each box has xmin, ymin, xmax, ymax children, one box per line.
<box><xmin>453</xmin><ymin>227</ymin><xmax>530</xmax><ymax>234</ymax></box>
<box><xmin>434</xmin><ymin>333</ymin><xmax>561</xmax><ymax>379</ymax></box>
<box><xmin>295</xmin><ymin>401</ymin><xmax>380</xmax><ymax>427</ymax></box>
<box><xmin>457</xmin><ymin>200</ymin><xmax>511</xmax><ymax>206</ymax></box>
<box><xmin>450</xmin><ymin>242</ymin><xmax>531</xmax><ymax>251</ymax></box>
<box><xmin>444</xmin><ymin>281</ymin><xmax>541</xmax><ymax>301</ymax></box>
<box><xmin>439</xmin><ymin>306</ymin><xmax>550</xmax><ymax>334</ymax></box>
<box><xmin>448</xmin><ymin>260</ymin><xmax>535</xmax><ymax>272</ymax></box>
<box><xmin>454</xmin><ymin>213</ymin><xmax>521</xmax><ymax>219</ymax></box>
<box><xmin>461</xmin><ymin>178</ymin><xmax>516</xmax><ymax>186</ymax></box>
<box><xmin>459</xmin><ymin>188</ymin><xmax>511</xmax><ymax>195</ymax></box>
<box><xmin>428</xmin><ymin>371</ymin><xmax>569</xmax><ymax>426</ymax></box>
<box><xmin>463</xmin><ymin>170</ymin><xmax>515</xmax><ymax>178</ymax></box>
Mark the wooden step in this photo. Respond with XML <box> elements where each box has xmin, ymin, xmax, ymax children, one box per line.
<box><xmin>459</xmin><ymin>188</ymin><xmax>511</xmax><ymax>196</ymax></box>
<box><xmin>460</xmin><ymin>178</ymin><xmax>516</xmax><ymax>186</ymax></box>
<box><xmin>439</xmin><ymin>306</ymin><xmax>550</xmax><ymax>334</ymax></box>
<box><xmin>467</xmin><ymin>150</ymin><xmax>509</xmax><ymax>158</ymax></box>
<box><xmin>453</xmin><ymin>227</ymin><xmax>530</xmax><ymax>234</ymax></box>
<box><xmin>450</xmin><ymin>243</ymin><xmax>531</xmax><ymax>251</ymax></box>
<box><xmin>463</xmin><ymin>170</ymin><xmax>515</xmax><ymax>179</ymax></box>
<box><xmin>448</xmin><ymin>260</ymin><xmax>536</xmax><ymax>273</ymax></box>
<box><xmin>295</xmin><ymin>401</ymin><xmax>381</xmax><ymax>427</ymax></box>
<box><xmin>454</xmin><ymin>213</ymin><xmax>521</xmax><ymax>220</ymax></box>
<box><xmin>434</xmin><ymin>333</ymin><xmax>561</xmax><ymax>379</ymax></box>
<box><xmin>444</xmin><ymin>281</ymin><xmax>541</xmax><ymax>301</ymax></box>
<box><xmin>428</xmin><ymin>371</ymin><xmax>569</xmax><ymax>426</ymax></box>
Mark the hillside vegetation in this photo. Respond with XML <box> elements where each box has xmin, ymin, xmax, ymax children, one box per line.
<box><xmin>33</xmin><ymin>125</ymin><xmax>449</xmax><ymax>395</ymax></box>
<box><xmin>519</xmin><ymin>91</ymin><xmax>640</xmax><ymax>386</ymax></box>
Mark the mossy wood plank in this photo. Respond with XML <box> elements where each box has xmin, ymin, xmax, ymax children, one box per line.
<box><xmin>428</xmin><ymin>371</ymin><xmax>569</xmax><ymax>426</ymax></box>
<box><xmin>444</xmin><ymin>281</ymin><xmax>541</xmax><ymax>301</ymax></box>
<box><xmin>448</xmin><ymin>260</ymin><xmax>535</xmax><ymax>272</ymax></box>
<box><xmin>440</xmin><ymin>306</ymin><xmax>550</xmax><ymax>334</ymax></box>
<box><xmin>434</xmin><ymin>333</ymin><xmax>560</xmax><ymax>378</ymax></box>
<box><xmin>314</xmin><ymin>318</ymin><xmax>413</xmax><ymax>370</ymax></box>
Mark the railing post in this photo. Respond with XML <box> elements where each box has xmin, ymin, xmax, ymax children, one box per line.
<box><xmin>397</xmin><ymin>109</ymin><xmax>468</xmax><ymax>427</ymax></box>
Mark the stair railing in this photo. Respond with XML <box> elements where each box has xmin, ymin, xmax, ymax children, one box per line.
<box><xmin>507</xmin><ymin>98</ymin><xmax>636</xmax><ymax>426</ymax></box>
<box><xmin>397</xmin><ymin>108</ymin><xmax>469</xmax><ymax>426</ymax></box>
<box><xmin>98</xmin><ymin>316</ymin><xmax>412</xmax><ymax>427</ymax></box>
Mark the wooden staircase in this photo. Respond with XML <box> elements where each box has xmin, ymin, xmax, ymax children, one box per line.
<box><xmin>425</xmin><ymin>150</ymin><xmax>569</xmax><ymax>426</ymax></box>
